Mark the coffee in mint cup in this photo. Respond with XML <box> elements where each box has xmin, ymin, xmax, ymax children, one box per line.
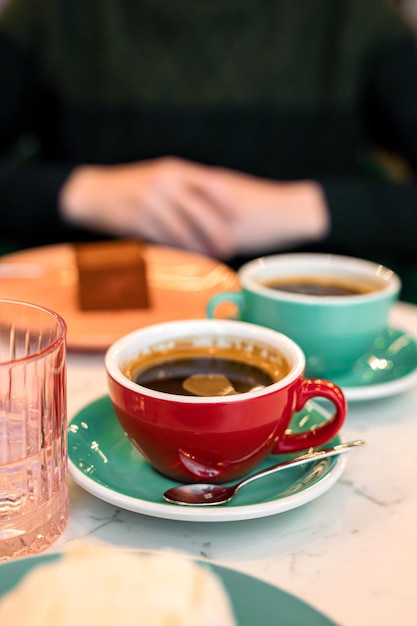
<box><xmin>207</xmin><ymin>253</ymin><xmax>401</xmax><ymax>378</ymax></box>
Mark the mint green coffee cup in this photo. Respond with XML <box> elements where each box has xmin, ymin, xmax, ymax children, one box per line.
<box><xmin>207</xmin><ymin>253</ymin><xmax>401</xmax><ymax>378</ymax></box>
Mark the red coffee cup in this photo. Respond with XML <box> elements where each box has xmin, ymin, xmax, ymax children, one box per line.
<box><xmin>105</xmin><ymin>319</ymin><xmax>347</xmax><ymax>483</ymax></box>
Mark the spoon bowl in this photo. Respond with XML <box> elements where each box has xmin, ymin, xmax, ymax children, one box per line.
<box><xmin>163</xmin><ymin>440</ymin><xmax>366</xmax><ymax>506</ymax></box>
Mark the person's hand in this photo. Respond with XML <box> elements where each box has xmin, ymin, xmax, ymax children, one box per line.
<box><xmin>59</xmin><ymin>157</ymin><xmax>236</xmax><ymax>257</ymax></box>
<box><xmin>60</xmin><ymin>156</ymin><xmax>330</xmax><ymax>258</ymax></box>
<box><xmin>193</xmin><ymin>166</ymin><xmax>330</xmax><ymax>256</ymax></box>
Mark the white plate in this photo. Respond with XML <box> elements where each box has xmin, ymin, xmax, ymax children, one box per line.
<box><xmin>68</xmin><ymin>396</ymin><xmax>346</xmax><ymax>522</ymax></box>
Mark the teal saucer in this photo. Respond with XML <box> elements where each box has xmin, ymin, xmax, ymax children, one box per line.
<box><xmin>68</xmin><ymin>396</ymin><xmax>345</xmax><ymax>523</ymax></box>
<box><xmin>0</xmin><ymin>552</ymin><xmax>337</xmax><ymax>625</ymax></box>
<box><xmin>331</xmin><ymin>327</ymin><xmax>417</xmax><ymax>401</ymax></box>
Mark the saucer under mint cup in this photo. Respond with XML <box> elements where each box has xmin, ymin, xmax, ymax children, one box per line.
<box><xmin>207</xmin><ymin>253</ymin><xmax>401</xmax><ymax>378</ymax></box>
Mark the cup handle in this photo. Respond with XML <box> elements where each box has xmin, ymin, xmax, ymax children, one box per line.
<box><xmin>206</xmin><ymin>291</ymin><xmax>245</xmax><ymax>319</ymax></box>
<box><xmin>272</xmin><ymin>378</ymin><xmax>347</xmax><ymax>454</ymax></box>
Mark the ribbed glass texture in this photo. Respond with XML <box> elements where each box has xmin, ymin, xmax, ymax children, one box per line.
<box><xmin>0</xmin><ymin>300</ymin><xmax>68</xmax><ymax>561</ymax></box>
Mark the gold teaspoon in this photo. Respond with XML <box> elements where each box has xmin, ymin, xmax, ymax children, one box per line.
<box><xmin>163</xmin><ymin>440</ymin><xmax>367</xmax><ymax>506</ymax></box>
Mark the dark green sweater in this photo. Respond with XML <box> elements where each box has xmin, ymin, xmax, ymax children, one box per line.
<box><xmin>1</xmin><ymin>0</ymin><xmax>417</xmax><ymax>298</ymax></box>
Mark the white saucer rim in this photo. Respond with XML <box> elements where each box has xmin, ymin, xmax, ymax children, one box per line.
<box><xmin>67</xmin><ymin>456</ymin><xmax>346</xmax><ymax>522</ymax></box>
<box><xmin>342</xmin><ymin>367</ymin><xmax>417</xmax><ymax>401</ymax></box>
<box><xmin>68</xmin><ymin>397</ymin><xmax>347</xmax><ymax>525</ymax></box>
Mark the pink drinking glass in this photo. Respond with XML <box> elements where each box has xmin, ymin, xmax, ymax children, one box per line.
<box><xmin>0</xmin><ymin>299</ymin><xmax>68</xmax><ymax>561</ymax></box>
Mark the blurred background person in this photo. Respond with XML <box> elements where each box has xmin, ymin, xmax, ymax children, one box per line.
<box><xmin>1</xmin><ymin>0</ymin><xmax>417</xmax><ymax>300</ymax></box>
<box><xmin>399</xmin><ymin>0</ymin><xmax>417</xmax><ymax>32</ymax></box>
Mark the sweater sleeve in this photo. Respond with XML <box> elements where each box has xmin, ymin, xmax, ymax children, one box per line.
<box><xmin>320</xmin><ymin>34</ymin><xmax>417</xmax><ymax>260</ymax></box>
<box><xmin>0</xmin><ymin>162</ymin><xmax>75</xmax><ymax>241</ymax></box>
<box><xmin>321</xmin><ymin>178</ymin><xmax>417</xmax><ymax>257</ymax></box>
<box><xmin>0</xmin><ymin>18</ymin><xmax>82</xmax><ymax>247</ymax></box>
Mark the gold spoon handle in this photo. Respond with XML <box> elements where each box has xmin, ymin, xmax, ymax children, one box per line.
<box><xmin>234</xmin><ymin>439</ymin><xmax>366</xmax><ymax>493</ymax></box>
<box><xmin>163</xmin><ymin>439</ymin><xmax>367</xmax><ymax>506</ymax></box>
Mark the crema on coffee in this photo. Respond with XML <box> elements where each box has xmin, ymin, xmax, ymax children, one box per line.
<box><xmin>261</xmin><ymin>275</ymin><xmax>383</xmax><ymax>296</ymax></box>
<box><xmin>123</xmin><ymin>341</ymin><xmax>290</xmax><ymax>396</ymax></box>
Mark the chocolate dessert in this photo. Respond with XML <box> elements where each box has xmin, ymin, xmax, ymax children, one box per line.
<box><xmin>74</xmin><ymin>240</ymin><xmax>150</xmax><ymax>311</ymax></box>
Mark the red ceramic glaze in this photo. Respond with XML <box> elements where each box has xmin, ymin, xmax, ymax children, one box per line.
<box><xmin>105</xmin><ymin>319</ymin><xmax>347</xmax><ymax>483</ymax></box>
<box><xmin>106</xmin><ymin>371</ymin><xmax>346</xmax><ymax>483</ymax></box>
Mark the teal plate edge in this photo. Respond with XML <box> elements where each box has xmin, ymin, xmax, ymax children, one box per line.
<box><xmin>0</xmin><ymin>552</ymin><xmax>338</xmax><ymax>626</ymax></box>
